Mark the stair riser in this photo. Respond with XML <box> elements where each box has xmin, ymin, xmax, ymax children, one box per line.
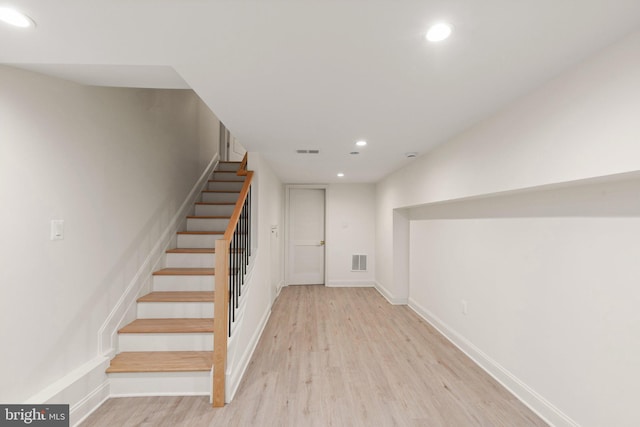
<box><xmin>137</xmin><ymin>302</ymin><xmax>214</xmax><ymax>319</ymax></box>
<box><xmin>109</xmin><ymin>372</ymin><xmax>210</xmax><ymax>396</ymax></box>
<box><xmin>153</xmin><ymin>275</ymin><xmax>214</xmax><ymax>292</ymax></box>
<box><xmin>208</xmin><ymin>181</ymin><xmax>244</xmax><ymax>191</ymax></box>
<box><xmin>118</xmin><ymin>333</ymin><xmax>213</xmax><ymax>351</ymax></box>
<box><xmin>165</xmin><ymin>253</ymin><xmax>216</xmax><ymax>268</ymax></box>
<box><xmin>186</xmin><ymin>217</ymin><xmax>229</xmax><ymax>232</ymax></box>
<box><xmin>217</xmin><ymin>162</ymin><xmax>241</xmax><ymax>172</ymax></box>
<box><xmin>195</xmin><ymin>204</ymin><xmax>235</xmax><ymax>217</ymax></box>
<box><xmin>212</xmin><ymin>172</ymin><xmax>245</xmax><ymax>182</ymax></box>
<box><xmin>201</xmin><ymin>192</ymin><xmax>239</xmax><ymax>203</ymax></box>
<box><xmin>177</xmin><ymin>234</ymin><xmax>221</xmax><ymax>249</ymax></box>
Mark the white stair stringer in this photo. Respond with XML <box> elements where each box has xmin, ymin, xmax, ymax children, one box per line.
<box><xmin>152</xmin><ymin>275</ymin><xmax>213</xmax><ymax>292</ymax></box>
<box><xmin>138</xmin><ymin>302</ymin><xmax>214</xmax><ymax>319</ymax></box>
<box><xmin>107</xmin><ymin>162</ymin><xmax>246</xmax><ymax>401</ymax></box>
<box><xmin>109</xmin><ymin>371</ymin><xmax>210</xmax><ymax>397</ymax></box>
<box><xmin>177</xmin><ymin>233</ymin><xmax>221</xmax><ymax>248</ymax></box>
<box><xmin>212</xmin><ymin>172</ymin><xmax>245</xmax><ymax>181</ymax></box>
<box><xmin>208</xmin><ymin>181</ymin><xmax>244</xmax><ymax>191</ymax></box>
<box><xmin>216</xmin><ymin>162</ymin><xmax>241</xmax><ymax>172</ymax></box>
<box><xmin>186</xmin><ymin>217</ymin><xmax>229</xmax><ymax>231</ymax></box>
<box><xmin>118</xmin><ymin>333</ymin><xmax>213</xmax><ymax>352</ymax></box>
<box><xmin>165</xmin><ymin>252</ymin><xmax>216</xmax><ymax>268</ymax></box>
<box><xmin>201</xmin><ymin>192</ymin><xmax>240</xmax><ymax>203</ymax></box>
<box><xmin>195</xmin><ymin>203</ymin><xmax>235</xmax><ymax>217</ymax></box>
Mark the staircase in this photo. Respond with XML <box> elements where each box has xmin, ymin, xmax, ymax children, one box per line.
<box><xmin>106</xmin><ymin>160</ymin><xmax>246</xmax><ymax>401</ymax></box>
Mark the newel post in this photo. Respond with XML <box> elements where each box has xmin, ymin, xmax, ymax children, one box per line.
<box><xmin>212</xmin><ymin>238</ymin><xmax>229</xmax><ymax>407</ymax></box>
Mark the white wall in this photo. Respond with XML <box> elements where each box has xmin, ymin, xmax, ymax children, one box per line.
<box><xmin>326</xmin><ymin>184</ymin><xmax>376</xmax><ymax>287</ymax></box>
<box><xmin>375</xmin><ymin>29</ymin><xmax>640</xmax><ymax>427</ymax></box>
<box><xmin>409</xmin><ymin>176</ymin><xmax>640</xmax><ymax>427</ymax></box>
<box><xmin>377</xmin><ymin>29</ymin><xmax>640</xmax><ymax>213</ymax></box>
<box><xmin>0</xmin><ymin>66</ymin><xmax>220</xmax><ymax>405</ymax></box>
<box><xmin>225</xmin><ymin>152</ymin><xmax>283</xmax><ymax>399</ymax></box>
<box><xmin>197</xmin><ymin>99</ymin><xmax>221</xmax><ymax>171</ymax></box>
<box><xmin>229</xmin><ymin>137</ymin><xmax>247</xmax><ymax>162</ymax></box>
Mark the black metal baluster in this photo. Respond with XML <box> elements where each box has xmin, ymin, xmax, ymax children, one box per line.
<box><xmin>226</xmin><ymin>177</ymin><xmax>253</xmax><ymax>338</ymax></box>
<box><xmin>227</xmin><ymin>238</ymin><xmax>232</xmax><ymax>336</ymax></box>
<box><xmin>248</xmin><ymin>187</ymin><xmax>252</xmax><ymax>257</ymax></box>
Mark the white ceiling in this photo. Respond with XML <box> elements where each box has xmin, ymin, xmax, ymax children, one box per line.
<box><xmin>2</xmin><ymin>1</ymin><xmax>640</xmax><ymax>184</ymax></box>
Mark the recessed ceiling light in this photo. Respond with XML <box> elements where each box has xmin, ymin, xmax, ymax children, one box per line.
<box><xmin>426</xmin><ymin>22</ymin><xmax>452</xmax><ymax>42</ymax></box>
<box><xmin>337</xmin><ymin>173</ymin><xmax>345</xmax><ymax>177</ymax></box>
<box><xmin>356</xmin><ymin>140</ymin><xmax>367</xmax><ymax>147</ymax></box>
<box><xmin>0</xmin><ymin>7</ymin><xmax>35</xmax><ymax>28</ymax></box>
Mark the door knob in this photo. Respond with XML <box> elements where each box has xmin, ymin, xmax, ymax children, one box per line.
<box><xmin>320</xmin><ymin>240</ymin><xmax>325</xmax><ymax>246</ymax></box>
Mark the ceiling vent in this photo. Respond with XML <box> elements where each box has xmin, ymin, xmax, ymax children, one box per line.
<box><xmin>296</xmin><ymin>149</ymin><xmax>320</xmax><ymax>154</ymax></box>
<box><xmin>351</xmin><ymin>254</ymin><xmax>367</xmax><ymax>272</ymax></box>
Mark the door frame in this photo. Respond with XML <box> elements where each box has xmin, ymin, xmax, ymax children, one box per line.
<box><xmin>219</xmin><ymin>123</ymin><xmax>230</xmax><ymax>161</ymax></box>
<box><xmin>284</xmin><ymin>184</ymin><xmax>328</xmax><ymax>286</ymax></box>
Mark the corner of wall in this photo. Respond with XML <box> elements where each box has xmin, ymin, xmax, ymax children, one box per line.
<box><xmin>374</xmin><ymin>281</ymin><xmax>408</xmax><ymax>305</ymax></box>
<box><xmin>24</xmin><ymin>356</ymin><xmax>111</xmax><ymax>427</ymax></box>
<box><xmin>407</xmin><ymin>297</ymin><xmax>580</xmax><ymax>427</ymax></box>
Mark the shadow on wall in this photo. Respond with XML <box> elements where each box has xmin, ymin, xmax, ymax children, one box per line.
<box><xmin>409</xmin><ymin>171</ymin><xmax>640</xmax><ymax>220</ymax></box>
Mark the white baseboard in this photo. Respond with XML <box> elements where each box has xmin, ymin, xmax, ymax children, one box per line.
<box><xmin>24</xmin><ymin>356</ymin><xmax>111</xmax><ymax>427</ymax></box>
<box><xmin>408</xmin><ymin>297</ymin><xmax>579</xmax><ymax>427</ymax></box>
<box><xmin>275</xmin><ymin>280</ymin><xmax>284</xmax><ymax>299</ymax></box>
<box><xmin>326</xmin><ymin>280</ymin><xmax>375</xmax><ymax>288</ymax></box>
<box><xmin>109</xmin><ymin>371</ymin><xmax>210</xmax><ymax>397</ymax></box>
<box><xmin>98</xmin><ymin>154</ymin><xmax>219</xmax><ymax>354</ymax></box>
<box><xmin>373</xmin><ymin>281</ymin><xmax>408</xmax><ymax>305</ymax></box>
<box><xmin>70</xmin><ymin>382</ymin><xmax>110</xmax><ymax>427</ymax></box>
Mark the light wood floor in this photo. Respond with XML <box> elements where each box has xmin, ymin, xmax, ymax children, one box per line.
<box><xmin>82</xmin><ymin>286</ymin><xmax>548</xmax><ymax>426</ymax></box>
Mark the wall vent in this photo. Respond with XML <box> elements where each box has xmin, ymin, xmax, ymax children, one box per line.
<box><xmin>351</xmin><ymin>254</ymin><xmax>367</xmax><ymax>272</ymax></box>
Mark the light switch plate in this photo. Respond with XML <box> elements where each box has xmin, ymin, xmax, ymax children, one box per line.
<box><xmin>51</xmin><ymin>220</ymin><xmax>64</xmax><ymax>240</ymax></box>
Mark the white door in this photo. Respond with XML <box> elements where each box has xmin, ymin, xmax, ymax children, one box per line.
<box><xmin>288</xmin><ymin>188</ymin><xmax>325</xmax><ymax>285</ymax></box>
<box><xmin>270</xmin><ymin>225</ymin><xmax>280</xmax><ymax>302</ymax></box>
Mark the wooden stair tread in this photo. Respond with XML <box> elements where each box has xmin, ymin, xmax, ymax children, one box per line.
<box><xmin>153</xmin><ymin>268</ymin><xmax>214</xmax><ymax>276</ymax></box>
<box><xmin>138</xmin><ymin>291</ymin><xmax>214</xmax><ymax>303</ymax></box>
<box><xmin>186</xmin><ymin>216</ymin><xmax>230</xmax><ymax>220</ymax></box>
<box><xmin>106</xmin><ymin>351</ymin><xmax>213</xmax><ymax>373</ymax></box>
<box><xmin>166</xmin><ymin>248</ymin><xmax>215</xmax><ymax>254</ymax></box>
<box><xmin>208</xmin><ymin>179</ymin><xmax>243</xmax><ymax>183</ymax></box>
<box><xmin>118</xmin><ymin>318</ymin><xmax>214</xmax><ymax>334</ymax></box>
<box><xmin>177</xmin><ymin>231</ymin><xmax>224</xmax><ymax>235</ymax></box>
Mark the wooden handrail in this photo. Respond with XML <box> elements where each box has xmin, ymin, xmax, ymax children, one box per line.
<box><xmin>212</xmin><ymin>156</ymin><xmax>253</xmax><ymax>407</ymax></box>
<box><xmin>237</xmin><ymin>152</ymin><xmax>248</xmax><ymax>176</ymax></box>
<box><xmin>223</xmin><ymin>171</ymin><xmax>253</xmax><ymax>241</ymax></box>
